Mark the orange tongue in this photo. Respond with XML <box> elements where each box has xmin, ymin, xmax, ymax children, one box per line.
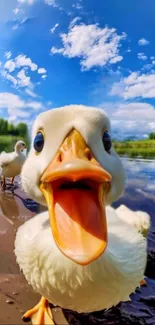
<box><xmin>50</xmin><ymin>188</ymin><xmax>107</xmax><ymax>265</ymax></box>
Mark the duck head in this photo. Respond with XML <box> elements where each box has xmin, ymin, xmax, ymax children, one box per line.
<box><xmin>15</xmin><ymin>140</ymin><xmax>27</xmax><ymax>153</ymax></box>
<box><xmin>21</xmin><ymin>105</ymin><xmax>125</xmax><ymax>266</ymax></box>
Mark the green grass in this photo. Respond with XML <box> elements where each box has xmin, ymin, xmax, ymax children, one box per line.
<box><xmin>0</xmin><ymin>135</ymin><xmax>29</xmax><ymax>152</ymax></box>
<box><xmin>1</xmin><ymin>135</ymin><xmax>155</xmax><ymax>159</ymax></box>
<box><xmin>113</xmin><ymin>139</ymin><xmax>155</xmax><ymax>159</ymax></box>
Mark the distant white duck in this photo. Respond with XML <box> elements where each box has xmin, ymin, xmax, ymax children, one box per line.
<box><xmin>15</xmin><ymin>105</ymin><xmax>150</xmax><ymax>325</ymax></box>
<box><xmin>0</xmin><ymin>140</ymin><xmax>27</xmax><ymax>191</ymax></box>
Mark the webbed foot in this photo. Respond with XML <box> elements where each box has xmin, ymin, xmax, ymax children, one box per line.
<box><xmin>140</xmin><ymin>278</ymin><xmax>147</xmax><ymax>286</ymax></box>
<box><xmin>22</xmin><ymin>297</ymin><xmax>54</xmax><ymax>324</ymax></box>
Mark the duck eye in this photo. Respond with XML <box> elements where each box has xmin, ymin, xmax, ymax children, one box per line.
<box><xmin>34</xmin><ymin>132</ymin><xmax>44</xmax><ymax>153</ymax></box>
<box><xmin>102</xmin><ymin>131</ymin><xmax>112</xmax><ymax>153</ymax></box>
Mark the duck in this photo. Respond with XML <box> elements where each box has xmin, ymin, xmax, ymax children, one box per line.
<box><xmin>0</xmin><ymin>140</ymin><xmax>27</xmax><ymax>191</ymax></box>
<box><xmin>14</xmin><ymin>105</ymin><xmax>150</xmax><ymax>325</ymax></box>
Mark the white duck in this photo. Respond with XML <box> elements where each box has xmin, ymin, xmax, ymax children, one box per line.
<box><xmin>0</xmin><ymin>140</ymin><xmax>27</xmax><ymax>190</ymax></box>
<box><xmin>14</xmin><ymin>105</ymin><xmax>150</xmax><ymax>325</ymax></box>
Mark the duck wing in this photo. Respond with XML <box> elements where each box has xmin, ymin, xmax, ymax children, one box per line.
<box><xmin>0</xmin><ymin>151</ymin><xmax>15</xmax><ymax>168</ymax></box>
<box><xmin>115</xmin><ymin>205</ymin><xmax>151</xmax><ymax>237</ymax></box>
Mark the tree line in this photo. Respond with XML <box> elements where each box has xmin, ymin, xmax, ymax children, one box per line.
<box><xmin>149</xmin><ymin>132</ymin><xmax>155</xmax><ymax>139</ymax></box>
<box><xmin>0</xmin><ymin>118</ymin><xmax>28</xmax><ymax>137</ymax></box>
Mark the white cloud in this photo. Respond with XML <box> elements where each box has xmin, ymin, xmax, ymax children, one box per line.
<box><xmin>27</xmin><ymin>101</ymin><xmax>43</xmax><ymax>110</ymax></box>
<box><xmin>4</xmin><ymin>60</ymin><xmax>15</xmax><ymax>72</ymax></box>
<box><xmin>2</xmin><ymin>54</ymin><xmax>40</xmax><ymax>89</ymax></box>
<box><xmin>69</xmin><ymin>17</ymin><xmax>81</xmax><ymax>29</ymax></box>
<box><xmin>50</xmin><ymin>47</ymin><xmax>63</xmax><ymax>54</ymax></box>
<box><xmin>4</xmin><ymin>54</ymin><xmax>38</xmax><ymax>72</ymax></box>
<box><xmin>138</xmin><ymin>38</ymin><xmax>149</xmax><ymax>46</ymax></box>
<box><xmin>101</xmin><ymin>101</ymin><xmax>155</xmax><ymax>138</ymax></box>
<box><xmin>4</xmin><ymin>51</ymin><xmax>12</xmax><ymax>60</ymax></box>
<box><xmin>25</xmin><ymin>88</ymin><xmax>38</xmax><ymax>98</ymax></box>
<box><xmin>41</xmin><ymin>74</ymin><xmax>47</xmax><ymax>79</ymax></box>
<box><xmin>12</xmin><ymin>24</ymin><xmax>19</xmax><ymax>30</ymax></box>
<box><xmin>72</xmin><ymin>3</ymin><xmax>83</xmax><ymax>10</ymax></box>
<box><xmin>44</xmin><ymin>0</ymin><xmax>56</xmax><ymax>6</ymax></box>
<box><xmin>17</xmin><ymin>69</ymin><xmax>30</xmax><ymax>87</ymax></box>
<box><xmin>137</xmin><ymin>52</ymin><xmax>147</xmax><ymax>61</ymax></box>
<box><xmin>4</xmin><ymin>73</ymin><xmax>17</xmax><ymax>86</ymax></box>
<box><xmin>110</xmin><ymin>71</ymin><xmax>155</xmax><ymax>99</ymax></box>
<box><xmin>38</xmin><ymin>67</ymin><xmax>47</xmax><ymax>74</ymax></box>
<box><xmin>0</xmin><ymin>92</ymin><xmax>25</xmax><ymax>109</ymax></box>
<box><xmin>0</xmin><ymin>92</ymin><xmax>45</xmax><ymax>119</ymax></box>
<box><xmin>50</xmin><ymin>23</ymin><xmax>126</xmax><ymax>70</ymax></box>
<box><xmin>17</xmin><ymin>0</ymin><xmax>35</xmax><ymax>4</ymax></box>
<box><xmin>50</xmin><ymin>23</ymin><xmax>59</xmax><ymax>33</ymax></box>
<box><xmin>8</xmin><ymin>107</ymin><xmax>31</xmax><ymax>118</ymax></box>
<box><xmin>15</xmin><ymin>54</ymin><xmax>38</xmax><ymax>71</ymax></box>
<box><xmin>13</xmin><ymin>8</ymin><xmax>20</xmax><ymax>15</ymax></box>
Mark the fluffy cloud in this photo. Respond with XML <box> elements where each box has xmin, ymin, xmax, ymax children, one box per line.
<box><xmin>44</xmin><ymin>0</ymin><xmax>56</xmax><ymax>6</ymax></box>
<box><xmin>2</xmin><ymin>72</ymin><xmax>17</xmax><ymax>86</ymax></box>
<box><xmin>0</xmin><ymin>92</ymin><xmax>45</xmax><ymax>123</ymax></box>
<box><xmin>102</xmin><ymin>102</ymin><xmax>155</xmax><ymax>139</ymax></box>
<box><xmin>4</xmin><ymin>60</ymin><xmax>15</xmax><ymax>72</ymax></box>
<box><xmin>0</xmin><ymin>92</ymin><xmax>43</xmax><ymax>110</ymax></box>
<box><xmin>110</xmin><ymin>71</ymin><xmax>155</xmax><ymax>99</ymax></box>
<box><xmin>2</xmin><ymin>53</ymin><xmax>46</xmax><ymax>89</ymax></box>
<box><xmin>50</xmin><ymin>23</ymin><xmax>59</xmax><ymax>33</ymax></box>
<box><xmin>4</xmin><ymin>55</ymin><xmax>38</xmax><ymax>72</ymax></box>
<box><xmin>50</xmin><ymin>23</ymin><xmax>126</xmax><ymax>70</ymax></box>
<box><xmin>38</xmin><ymin>68</ymin><xmax>47</xmax><ymax>74</ymax></box>
<box><xmin>137</xmin><ymin>53</ymin><xmax>147</xmax><ymax>61</ymax></box>
<box><xmin>15</xmin><ymin>55</ymin><xmax>38</xmax><ymax>71</ymax></box>
<box><xmin>17</xmin><ymin>69</ymin><xmax>30</xmax><ymax>87</ymax></box>
<box><xmin>138</xmin><ymin>38</ymin><xmax>149</xmax><ymax>46</ymax></box>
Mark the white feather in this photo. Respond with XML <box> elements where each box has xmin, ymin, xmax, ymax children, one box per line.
<box><xmin>15</xmin><ymin>206</ymin><xmax>146</xmax><ymax>313</ymax></box>
<box><xmin>116</xmin><ymin>205</ymin><xmax>151</xmax><ymax>237</ymax></box>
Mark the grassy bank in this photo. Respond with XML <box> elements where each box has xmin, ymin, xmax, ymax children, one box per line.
<box><xmin>113</xmin><ymin>139</ymin><xmax>155</xmax><ymax>159</ymax></box>
<box><xmin>1</xmin><ymin>135</ymin><xmax>155</xmax><ymax>159</ymax></box>
<box><xmin>0</xmin><ymin>135</ymin><xmax>29</xmax><ymax>152</ymax></box>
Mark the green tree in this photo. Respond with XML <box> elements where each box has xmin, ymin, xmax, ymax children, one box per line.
<box><xmin>0</xmin><ymin>118</ymin><xmax>8</xmax><ymax>134</ymax></box>
<box><xmin>16</xmin><ymin>123</ymin><xmax>28</xmax><ymax>137</ymax></box>
<box><xmin>149</xmin><ymin>132</ymin><xmax>155</xmax><ymax>140</ymax></box>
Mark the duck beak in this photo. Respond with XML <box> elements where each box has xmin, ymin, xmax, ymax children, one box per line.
<box><xmin>40</xmin><ymin>129</ymin><xmax>111</xmax><ymax>266</ymax></box>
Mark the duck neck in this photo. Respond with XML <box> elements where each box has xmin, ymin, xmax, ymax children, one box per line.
<box><xmin>15</xmin><ymin>146</ymin><xmax>22</xmax><ymax>154</ymax></box>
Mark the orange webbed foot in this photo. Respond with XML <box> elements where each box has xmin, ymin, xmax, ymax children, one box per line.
<box><xmin>140</xmin><ymin>278</ymin><xmax>147</xmax><ymax>287</ymax></box>
<box><xmin>22</xmin><ymin>297</ymin><xmax>54</xmax><ymax>324</ymax></box>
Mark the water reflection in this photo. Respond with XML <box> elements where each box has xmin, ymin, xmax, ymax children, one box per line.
<box><xmin>0</xmin><ymin>192</ymin><xmax>19</xmax><ymax>219</ymax></box>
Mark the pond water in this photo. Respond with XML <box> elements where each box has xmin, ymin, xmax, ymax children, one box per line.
<box><xmin>0</xmin><ymin>158</ymin><xmax>155</xmax><ymax>324</ymax></box>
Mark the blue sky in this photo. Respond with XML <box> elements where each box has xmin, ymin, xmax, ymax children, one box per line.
<box><xmin>0</xmin><ymin>0</ymin><xmax>155</xmax><ymax>139</ymax></box>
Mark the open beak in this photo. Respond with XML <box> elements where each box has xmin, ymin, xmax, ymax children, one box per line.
<box><xmin>40</xmin><ymin>129</ymin><xmax>111</xmax><ymax>266</ymax></box>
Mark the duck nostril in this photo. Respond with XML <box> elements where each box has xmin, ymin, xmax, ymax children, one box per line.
<box><xmin>85</xmin><ymin>149</ymin><xmax>92</xmax><ymax>161</ymax></box>
<box><xmin>57</xmin><ymin>152</ymin><xmax>63</xmax><ymax>162</ymax></box>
